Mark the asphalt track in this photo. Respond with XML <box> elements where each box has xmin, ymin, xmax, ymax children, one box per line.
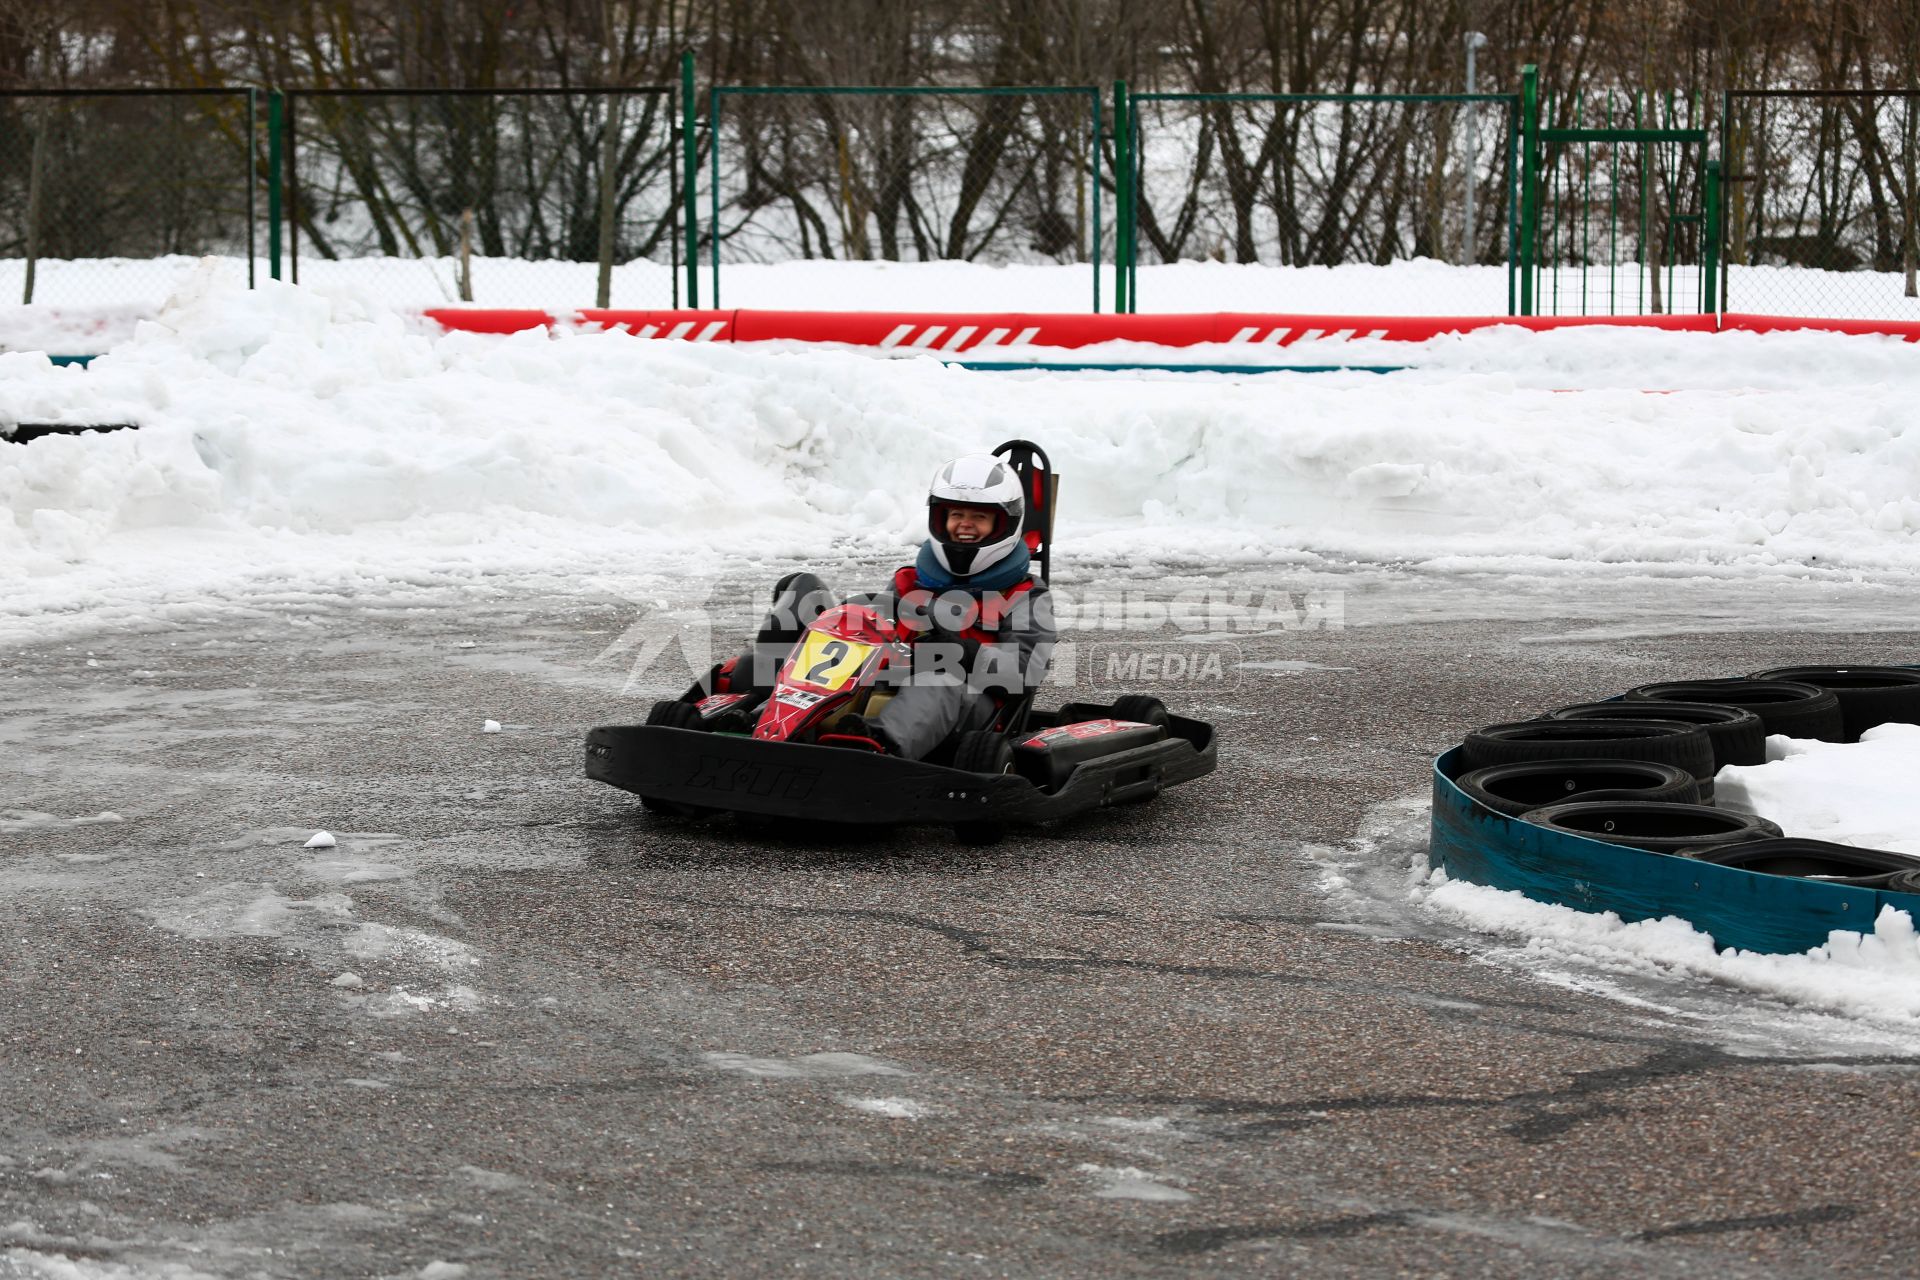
<box><xmin>4</xmin><ymin>566</ymin><xmax>1919</xmax><ymax>1279</ymax></box>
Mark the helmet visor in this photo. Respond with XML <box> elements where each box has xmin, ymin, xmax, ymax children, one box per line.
<box><xmin>930</xmin><ymin>501</ymin><xmax>1013</xmax><ymax>545</ymax></box>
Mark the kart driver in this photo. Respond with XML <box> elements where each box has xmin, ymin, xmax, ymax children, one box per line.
<box><xmin>704</xmin><ymin>453</ymin><xmax>1056</xmax><ymax>759</ymax></box>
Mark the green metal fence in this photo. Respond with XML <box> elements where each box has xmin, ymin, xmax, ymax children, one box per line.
<box><xmin>1119</xmin><ymin>89</ymin><xmax>1520</xmax><ymax>314</ymax></box>
<box><xmin>14</xmin><ymin>73</ymin><xmax>1920</xmax><ymax>328</ymax></box>
<box><xmin>1721</xmin><ymin>90</ymin><xmax>1920</xmax><ymax>318</ymax></box>
<box><xmin>702</xmin><ymin>85</ymin><xmax>1104</xmax><ymax>310</ymax></box>
<box><xmin>282</xmin><ymin>87</ymin><xmax>679</xmax><ymax>308</ymax></box>
<box><xmin>0</xmin><ymin>89</ymin><xmax>257</xmax><ymax>308</ymax></box>
<box><xmin>1525</xmin><ymin>68</ymin><xmax>1715</xmax><ymax>317</ymax></box>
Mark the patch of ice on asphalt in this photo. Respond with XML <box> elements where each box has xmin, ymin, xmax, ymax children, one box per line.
<box><xmin>1</xmin><ymin>1246</ymin><xmax>221</xmax><ymax>1279</ymax></box>
<box><xmin>0</xmin><ymin>810</ymin><xmax>123</xmax><ymax>832</ymax></box>
<box><xmin>836</xmin><ymin>1095</ymin><xmax>929</xmax><ymax>1118</ymax></box>
<box><xmin>357</xmin><ymin>985</ymin><xmax>484</xmax><ymax>1018</ymax></box>
<box><xmin>214</xmin><ymin>827</ymin><xmax>406</xmax><ymax>852</ymax></box>
<box><xmin>1091</xmin><ymin>1115</ymin><xmax>1180</xmax><ymax>1135</ymax></box>
<box><xmin>300</xmin><ymin>858</ymin><xmax>410</xmax><ymax>884</ymax></box>
<box><xmin>453</xmin><ymin>1165</ymin><xmax>528</xmax><ymax>1191</ymax></box>
<box><xmin>702</xmin><ymin>1051</ymin><xmax>909</xmax><ymax>1079</ymax></box>
<box><xmin>1076</xmin><ymin>1164</ymin><xmax>1193</xmax><ymax>1202</ymax></box>
<box><xmin>141</xmin><ymin>883</ymin><xmax>356</xmax><ymax>940</ymax></box>
<box><xmin>344</xmin><ymin>923</ymin><xmax>478</xmax><ymax>971</ymax></box>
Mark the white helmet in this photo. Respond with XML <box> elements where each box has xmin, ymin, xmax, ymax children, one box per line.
<box><xmin>927</xmin><ymin>453</ymin><xmax>1026</xmax><ymax>576</ymax></box>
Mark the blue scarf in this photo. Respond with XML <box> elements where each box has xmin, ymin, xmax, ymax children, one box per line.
<box><xmin>913</xmin><ymin>540</ymin><xmax>1033</xmax><ymax>595</ymax></box>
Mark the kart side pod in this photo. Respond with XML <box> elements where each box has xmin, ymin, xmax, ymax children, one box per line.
<box><xmin>1013</xmin><ymin>718</ymin><xmax>1166</xmax><ymax>792</ymax></box>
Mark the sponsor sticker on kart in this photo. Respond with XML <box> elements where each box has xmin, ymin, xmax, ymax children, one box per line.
<box><xmin>1019</xmin><ymin>719</ymin><xmax>1147</xmax><ymax>749</ymax></box>
<box><xmin>775</xmin><ymin>687</ymin><xmax>827</xmax><ymax>709</ymax></box>
<box><xmin>697</xmin><ymin>693</ymin><xmax>753</xmax><ymax>714</ymax></box>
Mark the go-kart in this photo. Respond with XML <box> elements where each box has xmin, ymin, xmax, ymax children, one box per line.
<box><xmin>583</xmin><ymin>440</ymin><xmax>1218</xmax><ymax>842</ymax></box>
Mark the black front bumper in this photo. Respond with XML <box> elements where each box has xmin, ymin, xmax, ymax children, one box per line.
<box><xmin>584</xmin><ymin>707</ymin><xmax>1216</xmax><ymax>827</ymax></box>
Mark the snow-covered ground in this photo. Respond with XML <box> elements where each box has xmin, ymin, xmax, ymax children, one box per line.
<box><xmin>4</xmin><ymin>254</ymin><xmax>1920</xmax><ymax>355</ymax></box>
<box><xmin>7</xmin><ymin>259</ymin><xmax>1920</xmax><ymax>1044</ymax></box>
<box><xmin>6</xmin><ymin>263</ymin><xmax>1920</xmax><ymax>649</ymax></box>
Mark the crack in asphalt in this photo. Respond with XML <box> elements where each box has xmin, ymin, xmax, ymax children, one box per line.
<box><xmin>1633</xmin><ymin>1204</ymin><xmax>1860</xmax><ymax>1241</ymax></box>
<box><xmin>757</xmin><ymin>1159</ymin><xmax>1046</xmax><ymax>1190</ymax></box>
<box><xmin>1063</xmin><ymin>1043</ymin><xmax>1920</xmax><ymax>1146</ymax></box>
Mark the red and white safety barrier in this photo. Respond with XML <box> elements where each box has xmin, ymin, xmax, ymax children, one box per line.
<box><xmin>422</xmin><ymin>307</ymin><xmax>1918</xmax><ymax>347</ymax></box>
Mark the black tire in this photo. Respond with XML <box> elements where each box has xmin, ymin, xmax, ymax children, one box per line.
<box><xmin>952</xmin><ymin>730</ymin><xmax>1014</xmax><ymax>846</ymax></box>
<box><xmin>1625</xmin><ymin>678</ymin><xmax>1842</xmax><ymax>743</ymax></box>
<box><xmin>1887</xmin><ymin>870</ymin><xmax>1920</xmax><ymax>896</ymax></box>
<box><xmin>1456</xmin><ymin>759</ymin><xmax>1699</xmax><ymax>819</ymax></box>
<box><xmin>1461</xmin><ymin>720</ymin><xmax>1716</xmax><ymax>785</ymax></box>
<box><xmin>1750</xmin><ymin>665</ymin><xmax>1920</xmax><ymax>742</ymax></box>
<box><xmin>641</xmin><ymin>700</ymin><xmax>715</xmax><ymax>817</ymax></box>
<box><xmin>1546</xmin><ymin>701</ymin><xmax>1766</xmax><ymax>769</ymax></box>
<box><xmin>1519</xmin><ymin>801</ymin><xmax>1782</xmax><ymax>853</ymax></box>
<box><xmin>1680</xmin><ymin>838</ymin><xmax>1920</xmax><ymax>887</ymax></box>
<box><xmin>1109</xmin><ymin>694</ymin><xmax>1172</xmax><ymax>730</ymax></box>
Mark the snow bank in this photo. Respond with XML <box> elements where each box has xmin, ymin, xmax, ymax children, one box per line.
<box><xmin>1420</xmin><ymin>867</ymin><xmax>1920</xmax><ymax>1029</ymax></box>
<box><xmin>6</xmin><ymin>269</ymin><xmax>1920</xmax><ymax>642</ymax></box>
<box><xmin>1715</xmin><ymin>723</ymin><xmax>1920</xmax><ymax>854</ymax></box>
<box><xmin>7</xmin><ymin>254</ymin><xmax>1920</xmax><ymax>332</ymax></box>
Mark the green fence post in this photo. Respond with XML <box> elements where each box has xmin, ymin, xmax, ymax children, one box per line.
<box><xmin>1091</xmin><ymin>88</ymin><xmax>1102</xmax><ymax>314</ymax></box>
<box><xmin>246</xmin><ymin>89</ymin><xmax>257</xmax><ymax>288</ymax></box>
<box><xmin>267</xmin><ymin>91</ymin><xmax>283</xmax><ymax>282</ymax></box>
<box><xmin>682</xmin><ymin>51</ymin><xmax>699</xmax><ymax>309</ymax></box>
<box><xmin>1113</xmin><ymin>80</ymin><xmax>1130</xmax><ymax>314</ymax></box>
<box><xmin>1703</xmin><ymin>157</ymin><xmax>1722</xmax><ymax>314</ymax></box>
<box><xmin>1719</xmin><ymin>89</ymin><xmax>1732</xmax><ymax>315</ymax></box>
<box><xmin>709</xmin><ymin>90</ymin><xmax>723</xmax><ymax>308</ymax></box>
<box><xmin>1520</xmin><ymin>65</ymin><xmax>1539</xmax><ymax>315</ymax></box>
<box><xmin>1507</xmin><ymin>97</ymin><xmax>1519</xmax><ymax>314</ymax></box>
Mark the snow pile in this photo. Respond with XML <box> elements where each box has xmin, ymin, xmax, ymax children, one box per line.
<box><xmin>1715</xmin><ymin>723</ymin><xmax>1920</xmax><ymax>854</ymax></box>
<box><xmin>6</xmin><ymin>272</ymin><xmax>1920</xmax><ymax>642</ymax></box>
<box><xmin>1419</xmin><ymin>868</ymin><xmax>1920</xmax><ymax>1029</ymax></box>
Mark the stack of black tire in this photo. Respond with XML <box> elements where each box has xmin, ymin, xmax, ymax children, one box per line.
<box><xmin>1453</xmin><ymin>664</ymin><xmax>1920</xmax><ymax>891</ymax></box>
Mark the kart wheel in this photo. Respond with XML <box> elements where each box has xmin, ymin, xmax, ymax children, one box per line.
<box><xmin>1109</xmin><ymin>695</ymin><xmax>1171</xmax><ymax>729</ymax></box>
<box><xmin>646</xmin><ymin>699</ymin><xmax>706</xmax><ymax>730</ymax></box>
<box><xmin>952</xmin><ymin>730</ymin><xmax>1014</xmax><ymax>846</ymax></box>
<box><xmin>641</xmin><ymin>700</ymin><xmax>717</xmax><ymax>818</ymax></box>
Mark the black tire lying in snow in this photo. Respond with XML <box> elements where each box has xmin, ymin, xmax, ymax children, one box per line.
<box><xmin>1461</xmin><ymin>720</ymin><xmax>1716</xmax><ymax>791</ymax></box>
<box><xmin>1456</xmin><ymin>759</ymin><xmax>1701</xmax><ymax>819</ymax></box>
<box><xmin>1885</xmin><ymin>870</ymin><xmax>1920</xmax><ymax>896</ymax></box>
<box><xmin>1749</xmin><ymin>665</ymin><xmax>1920</xmax><ymax>742</ymax></box>
<box><xmin>1624</xmin><ymin>678</ymin><xmax>1842</xmax><ymax>743</ymax></box>
<box><xmin>1679</xmin><ymin>838</ymin><xmax>1920</xmax><ymax>888</ymax></box>
<box><xmin>1518</xmin><ymin>801</ymin><xmax>1782</xmax><ymax>854</ymax></box>
<box><xmin>1545</xmin><ymin>701</ymin><xmax>1767</xmax><ymax>770</ymax></box>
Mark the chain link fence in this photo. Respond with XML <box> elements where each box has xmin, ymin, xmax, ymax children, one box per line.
<box><xmin>0</xmin><ymin>90</ymin><xmax>256</xmax><ymax>341</ymax></box>
<box><xmin>705</xmin><ymin>86</ymin><xmax>1103</xmax><ymax>310</ymax></box>
<box><xmin>1722</xmin><ymin>91</ymin><xmax>1920</xmax><ymax>318</ymax></box>
<box><xmin>286</xmin><ymin>88</ymin><xmax>679</xmax><ymax>309</ymax></box>
<box><xmin>1123</xmin><ymin>93</ymin><xmax>1517</xmax><ymax>314</ymax></box>
<box><xmin>16</xmin><ymin>79</ymin><xmax>1920</xmax><ymax>336</ymax></box>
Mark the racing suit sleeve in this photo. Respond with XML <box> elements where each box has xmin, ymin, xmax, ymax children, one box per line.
<box><xmin>964</xmin><ymin>581</ymin><xmax>1056</xmax><ymax>696</ymax></box>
